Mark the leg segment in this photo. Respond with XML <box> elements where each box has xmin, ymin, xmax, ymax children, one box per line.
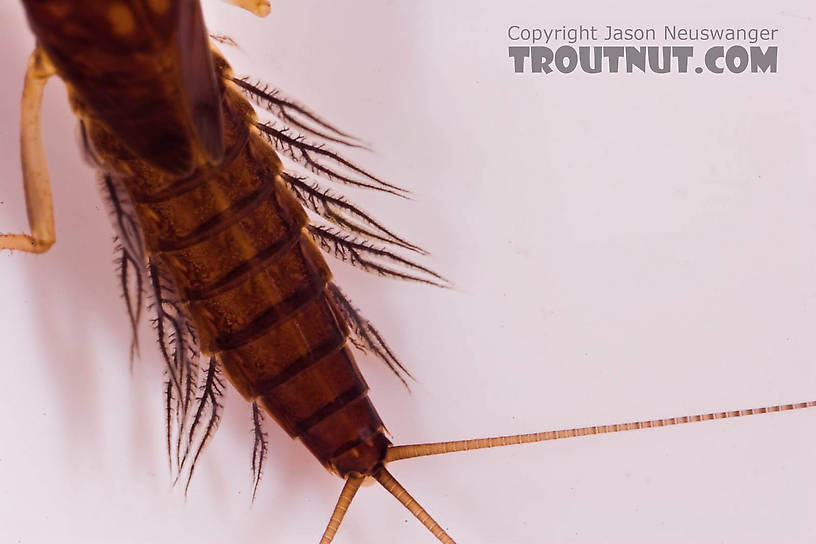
<box><xmin>221</xmin><ymin>0</ymin><xmax>271</xmax><ymax>17</ymax></box>
<box><xmin>0</xmin><ymin>48</ymin><xmax>56</xmax><ymax>254</ymax></box>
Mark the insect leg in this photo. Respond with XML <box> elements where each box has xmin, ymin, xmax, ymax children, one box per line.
<box><xmin>221</xmin><ymin>0</ymin><xmax>271</xmax><ymax>17</ymax></box>
<box><xmin>0</xmin><ymin>48</ymin><xmax>56</xmax><ymax>254</ymax></box>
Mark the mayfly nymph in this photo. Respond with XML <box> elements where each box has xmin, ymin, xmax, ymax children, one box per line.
<box><xmin>2</xmin><ymin>1</ymin><xmax>814</xmax><ymax>542</ymax></box>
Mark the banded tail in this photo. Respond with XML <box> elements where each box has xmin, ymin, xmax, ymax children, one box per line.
<box><xmin>318</xmin><ymin>399</ymin><xmax>816</xmax><ymax>543</ymax></box>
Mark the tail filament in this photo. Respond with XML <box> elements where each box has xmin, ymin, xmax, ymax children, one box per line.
<box><xmin>373</xmin><ymin>466</ymin><xmax>456</xmax><ymax>544</ymax></box>
<box><xmin>386</xmin><ymin>400</ymin><xmax>816</xmax><ymax>463</ymax></box>
<box><xmin>319</xmin><ymin>474</ymin><xmax>364</xmax><ymax>544</ymax></box>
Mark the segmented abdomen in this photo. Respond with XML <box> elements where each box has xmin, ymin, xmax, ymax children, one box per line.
<box><xmin>87</xmin><ymin>82</ymin><xmax>391</xmax><ymax>476</ymax></box>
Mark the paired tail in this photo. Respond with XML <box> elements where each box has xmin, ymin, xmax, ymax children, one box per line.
<box><xmin>320</xmin><ymin>467</ymin><xmax>454</xmax><ymax>544</ymax></box>
<box><xmin>319</xmin><ymin>400</ymin><xmax>816</xmax><ymax>544</ymax></box>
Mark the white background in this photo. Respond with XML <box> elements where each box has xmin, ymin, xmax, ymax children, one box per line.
<box><xmin>1</xmin><ymin>1</ymin><xmax>815</xmax><ymax>543</ymax></box>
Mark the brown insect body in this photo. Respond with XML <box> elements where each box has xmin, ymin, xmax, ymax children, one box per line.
<box><xmin>23</xmin><ymin>0</ymin><xmax>224</xmax><ymax>175</ymax></box>
<box><xmin>92</xmin><ymin>79</ymin><xmax>391</xmax><ymax>477</ymax></box>
<box><xmin>22</xmin><ymin>1</ymin><xmax>391</xmax><ymax>477</ymax></box>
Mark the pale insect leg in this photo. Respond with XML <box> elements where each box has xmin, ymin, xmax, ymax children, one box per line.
<box><xmin>0</xmin><ymin>48</ymin><xmax>56</xmax><ymax>254</ymax></box>
<box><xmin>220</xmin><ymin>0</ymin><xmax>271</xmax><ymax>17</ymax></box>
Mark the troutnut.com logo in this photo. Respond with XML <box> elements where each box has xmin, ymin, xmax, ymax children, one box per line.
<box><xmin>508</xmin><ymin>25</ymin><xmax>779</xmax><ymax>74</ymax></box>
